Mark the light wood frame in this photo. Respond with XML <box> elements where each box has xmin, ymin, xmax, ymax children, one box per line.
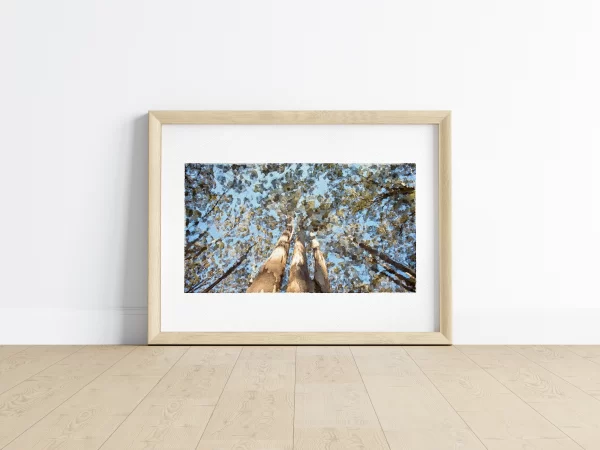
<box><xmin>148</xmin><ymin>111</ymin><xmax>452</xmax><ymax>345</ymax></box>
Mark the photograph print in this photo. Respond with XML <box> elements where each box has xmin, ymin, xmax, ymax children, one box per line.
<box><xmin>185</xmin><ymin>163</ymin><xmax>416</xmax><ymax>294</ymax></box>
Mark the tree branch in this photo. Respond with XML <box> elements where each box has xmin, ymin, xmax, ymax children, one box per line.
<box><xmin>380</xmin><ymin>263</ymin><xmax>415</xmax><ymax>292</ymax></box>
<box><xmin>186</xmin><ymin>215</ymin><xmax>242</xmax><ymax>262</ymax></box>
<box><xmin>185</xmin><ymin>230</ymin><xmax>209</xmax><ymax>253</ymax></box>
<box><xmin>351</xmin><ymin>237</ymin><xmax>416</xmax><ymax>279</ymax></box>
<box><xmin>376</xmin><ymin>268</ymin><xmax>408</xmax><ymax>292</ymax></box>
<box><xmin>204</xmin><ymin>188</ymin><xmax>231</xmax><ymax>220</ymax></box>
<box><xmin>199</xmin><ymin>243</ymin><xmax>256</xmax><ymax>293</ymax></box>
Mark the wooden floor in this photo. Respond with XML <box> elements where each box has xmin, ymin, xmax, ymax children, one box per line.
<box><xmin>1</xmin><ymin>346</ymin><xmax>599</xmax><ymax>449</ymax></box>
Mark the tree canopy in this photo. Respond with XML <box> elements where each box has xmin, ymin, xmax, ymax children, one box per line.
<box><xmin>184</xmin><ymin>163</ymin><xmax>416</xmax><ymax>294</ymax></box>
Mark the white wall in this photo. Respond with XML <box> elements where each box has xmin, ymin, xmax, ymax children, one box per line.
<box><xmin>1</xmin><ymin>0</ymin><xmax>598</xmax><ymax>344</ymax></box>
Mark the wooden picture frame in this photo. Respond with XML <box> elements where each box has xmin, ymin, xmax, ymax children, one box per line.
<box><xmin>148</xmin><ymin>111</ymin><xmax>452</xmax><ymax>345</ymax></box>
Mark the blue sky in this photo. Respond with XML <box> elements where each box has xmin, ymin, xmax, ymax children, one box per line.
<box><xmin>185</xmin><ymin>163</ymin><xmax>416</xmax><ymax>293</ymax></box>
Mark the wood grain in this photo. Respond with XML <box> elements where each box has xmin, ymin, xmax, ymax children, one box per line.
<box><xmin>0</xmin><ymin>346</ymin><xmax>82</xmax><ymax>395</ymax></box>
<box><xmin>0</xmin><ymin>346</ymin><xmax>28</xmax><ymax>363</ymax></box>
<box><xmin>148</xmin><ymin>110</ymin><xmax>452</xmax><ymax>346</ymax></box>
<box><xmin>512</xmin><ymin>345</ymin><xmax>600</xmax><ymax>399</ymax></box>
<box><xmin>295</xmin><ymin>346</ymin><xmax>389</xmax><ymax>450</ymax></box>
<box><xmin>101</xmin><ymin>346</ymin><xmax>240</xmax><ymax>450</ymax></box>
<box><xmin>352</xmin><ymin>346</ymin><xmax>485</xmax><ymax>450</ymax></box>
<box><xmin>406</xmin><ymin>346</ymin><xmax>581</xmax><ymax>450</ymax></box>
<box><xmin>439</xmin><ymin>113</ymin><xmax>452</xmax><ymax>341</ymax></box>
<box><xmin>196</xmin><ymin>346</ymin><xmax>295</xmax><ymax>450</ymax></box>
<box><xmin>149</xmin><ymin>110</ymin><xmax>451</xmax><ymax>125</ymax></box>
<box><xmin>3</xmin><ymin>346</ymin><xmax>187</xmax><ymax>450</ymax></box>
<box><xmin>149</xmin><ymin>331</ymin><xmax>451</xmax><ymax>346</ymax></box>
<box><xmin>147</xmin><ymin>111</ymin><xmax>162</xmax><ymax>344</ymax></box>
<box><xmin>0</xmin><ymin>346</ymin><xmax>134</xmax><ymax>448</ymax></box>
<box><xmin>459</xmin><ymin>345</ymin><xmax>600</xmax><ymax>449</ymax></box>
<box><xmin>567</xmin><ymin>346</ymin><xmax>600</xmax><ymax>365</ymax></box>
<box><xmin>2</xmin><ymin>346</ymin><xmax>600</xmax><ymax>449</ymax></box>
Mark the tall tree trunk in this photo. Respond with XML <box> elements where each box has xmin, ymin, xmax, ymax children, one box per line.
<box><xmin>247</xmin><ymin>219</ymin><xmax>294</xmax><ymax>293</ymax></box>
<box><xmin>351</xmin><ymin>237</ymin><xmax>416</xmax><ymax>280</ymax></box>
<box><xmin>311</xmin><ymin>233</ymin><xmax>331</xmax><ymax>293</ymax></box>
<box><xmin>287</xmin><ymin>228</ymin><xmax>312</xmax><ymax>293</ymax></box>
<box><xmin>198</xmin><ymin>244</ymin><xmax>255</xmax><ymax>293</ymax></box>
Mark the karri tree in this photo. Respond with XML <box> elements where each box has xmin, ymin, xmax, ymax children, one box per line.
<box><xmin>184</xmin><ymin>163</ymin><xmax>416</xmax><ymax>294</ymax></box>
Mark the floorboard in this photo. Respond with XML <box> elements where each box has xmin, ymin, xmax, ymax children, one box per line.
<box><xmin>0</xmin><ymin>346</ymin><xmax>134</xmax><ymax>448</ymax></box>
<box><xmin>459</xmin><ymin>345</ymin><xmax>600</xmax><ymax>449</ymax></box>
<box><xmin>567</xmin><ymin>346</ymin><xmax>600</xmax><ymax>365</ymax></box>
<box><xmin>3</xmin><ymin>346</ymin><xmax>187</xmax><ymax>450</ymax></box>
<box><xmin>405</xmin><ymin>346</ymin><xmax>582</xmax><ymax>450</ymax></box>
<box><xmin>511</xmin><ymin>345</ymin><xmax>600</xmax><ymax>399</ymax></box>
<box><xmin>294</xmin><ymin>346</ymin><xmax>389</xmax><ymax>450</ymax></box>
<box><xmin>0</xmin><ymin>346</ymin><xmax>29</xmax><ymax>362</ymax></box>
<box><xmin>352</xmin><ymin>346</ymin><xmax>485</xmax><ymax>450</ymax></box>
<box><xmin>101</xmin><ymin>346</ymin><xmax>240</xmax><ymax>450</ymax></box>
<box><xmin>0</xmin><ymin>346</ymin><xmax>83</xmax><ymax>395</ymax></box>
<box><xmin>1</xmin><ymin>345</ymin><xmax>599</xmax><ymax>450</ymax></box>
<box><xmin>196</xmin><ymin>346</ymin><xmax>295</xmax><ymax>450</ymax></box>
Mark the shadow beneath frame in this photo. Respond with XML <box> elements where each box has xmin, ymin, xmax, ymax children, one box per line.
<box><xmin>118</xmin><ymin>115</ymin><xmax>149</xmax><ymax>343</ymax></box>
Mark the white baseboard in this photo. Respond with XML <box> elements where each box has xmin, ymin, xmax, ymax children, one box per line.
<box><xmin>0</xmin><ymin>307</ymin><xmax>148</xmax><ymax>344</ymax></box>
<box><xmin>453</xmin><ymin>307</ymin><xmax>600</xmax><ymax>344</ymax></box>
<box><xmin>1</xmin><ymin>306</ymin><xmax>598</xmax><ymax>345</ymax></box>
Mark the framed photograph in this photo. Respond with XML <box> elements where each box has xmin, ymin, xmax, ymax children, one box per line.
<box><xmin>148</xmin><ymin>111</ymin><xmax>451</xmax><ymax>345</ymax></box>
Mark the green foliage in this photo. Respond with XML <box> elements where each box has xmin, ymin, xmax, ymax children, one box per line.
<box><xmin>184</xmin><ymin>163</ymin><xmax>416</xmax><ymax>293</ymax></box>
